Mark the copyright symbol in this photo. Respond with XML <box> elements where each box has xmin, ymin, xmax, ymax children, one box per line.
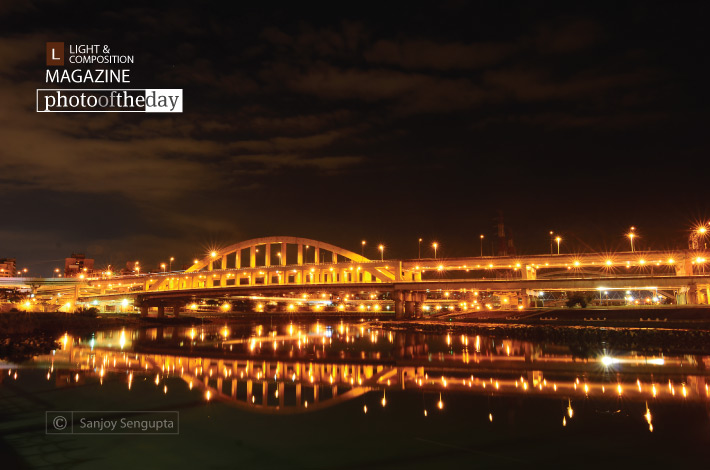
<box><xmin>52</xmin><ymin>416</ymin><xmax>68</xmax><ymax>430</ymax></box>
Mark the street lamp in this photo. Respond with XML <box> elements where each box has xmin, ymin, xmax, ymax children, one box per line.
<box><xmin>169</xmin><ymin>256</ymin><xmax>174</xmax><ymax>272</ymax></box>
<box><xmin>555</xmin><ymin>237</ymin><xmax>562</xmax><ymax>255</ymax></box>
<box><xmin>161</xmin><ymin>263</ymin><xmax>166</xmax><ymax>272</ymax></box>
<box><xmin>627</xmin><ymin>232</ymin><xmax>636</xmax><ymax>252</ymax></box>
<box><xmin>277</xmin><ymin>252</ymin><xmax>282</xmax><ymax>265</ymax></box>
<box><xmin>418</xmin><ymin>238</ymin><xmax>422</xmax><ymax>259</ymax></box>
<box><xmin>432</xmin><ymin>242</ymin><xmax>438</xmax><ymax>259</ymax></box>
<box><xmin>53</xmin><ymin>268</ymin><xmax>59</xmax><ymax>278</ymax></box>
<box><xmin>479</xmin><ymin>235</ymin><xmax>484</xmax><ymax>257</ymax></box>
<box><xmin>692</xmin><ymin>224</ymin><xmax>709</xmax><ymax>250</ymax></box>
<box><xmin>361</xmin><ymin>240</ymin><xmax>366</xmax><ymax>257</ymax></box>
<box><xmin>378</xmin><ymin>244</ymin><xmax>384</xmax><ymax>261</ymax></box>
<box><xmin>549</xmin><ymin>231</ymin><xmax>554</xmax><ymax>254</ymax></box>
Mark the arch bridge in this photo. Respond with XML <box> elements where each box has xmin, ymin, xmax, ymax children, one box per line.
<box><xmin>79</xmin><ymin>236</ymin><xmax>710</xmax><ymax>318</ymax></box>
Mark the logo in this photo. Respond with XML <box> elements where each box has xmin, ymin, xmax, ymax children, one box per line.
<box><xmin>46</xmin><ymin>42</ymin><xmax>64</xmax><ymax>66</ymax></box>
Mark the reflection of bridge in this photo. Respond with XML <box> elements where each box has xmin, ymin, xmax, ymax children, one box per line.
<box><xmin>34</xmin><ymin>327</ymin><xmax>710</xmax><ymax>416</ymax></box>
<box><xmin>7</xmin><ymin>236</ymin><xmax>710</xmax><ymax>317</ymax></box>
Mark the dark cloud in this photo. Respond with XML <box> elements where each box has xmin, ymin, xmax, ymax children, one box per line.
<box><xmin>364</xmin><ymin>39</ymin><xmax>516</xmax><ymax>70</ymax></box>
<box><xmin>0</xmin><ymin>1</ymin><xmax>707</xmax><ymax>272</ymax></box>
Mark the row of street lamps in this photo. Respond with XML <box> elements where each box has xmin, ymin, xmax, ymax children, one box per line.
<box><xmin>158</xmin><ymin>224</ymin><xmax>706</xmax><ymax>274</ymax></box>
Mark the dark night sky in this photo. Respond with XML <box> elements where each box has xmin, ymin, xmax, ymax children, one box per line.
<box><xmin>0</xmin><ymin>1</ymin><xmax>708</xmax><ymax>274</ymax></box>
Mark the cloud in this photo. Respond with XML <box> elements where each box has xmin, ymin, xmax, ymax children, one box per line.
<box><xmin>482</xmin><ymin>67</ymin><xmax>648</xmax><ymax>102</ymax></box>
<box><xmin>229</xmin><ymin>153</ymin><xmax>363</xmax><ymax>172</ymax></box>
<box><xmin>365</xmin><ymin>39</ymin><xmax>516</xmax><ymax>70</ymax></box>
<box><xmin>0</xmin><ymin>34</ymin><xmax>45</xmax><ymax>77</ymax></box>
<box><xmin>265</xmin><ymin>64</ymin><xmax>487</xmax><ymax>114</ymax></box>
<box><xmin>534</xmin><ymin>19</ymin><xmax>604</xmax><ymax>54</ymax></box>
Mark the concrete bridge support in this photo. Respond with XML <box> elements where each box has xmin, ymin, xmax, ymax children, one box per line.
<box><xmin>404</xmin><ymin>291</ymin><xmax>415</xmax><ymax>317</ymax></box>
<box><xmin>157</xmin><ymin>304</ymin><xmax>165</xmax><ymax>318</ymax></box>
<box><xmin>688</xmin><ymin>284</ymin><xmax>699</xmax><ymax>305</ymax></box>
<box><xmin>140</xmin><ymin>305</ymin><xmax>149</xmax><ymax>317</ymax></box>
<box><xmin>172</xmin><ymin>305</ymin><xmax>181</xmax><ymax>317</ymax></box>
<box><xmin>523</xmin><ymin>266</ymin><xmax>536</xmax><ymax>280</ymax></box>
<box><xmin>393</xmin><ymin>290</ymin><xmax>405</xmax><ymax>319</ymax></box>
<box><xmin>520</xmin><ymin>290</ymin><xmax>531</xmax><ymax>309</ymax></box>
<box><xmin>413</xmin><ymin>292</ymin><xmax>426</xmax><ymax>318</ymax></box>
<box><xmin>676</xmin><ymin>256</ymin><xmax>694</xmax><ymax>276</ymax></box>
<box><xmin>394</xmin><ymin>290</ymin><xmax>426</xmax><ymax>319</ymax></box>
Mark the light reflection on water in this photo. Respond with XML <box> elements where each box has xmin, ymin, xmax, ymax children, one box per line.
<box><xmin>4</xmin><ymin>322</ymin><xmax>710</xmax><ymax>467</ymax></box>
<box><xmin>11</xmin><ymin>321</ymin><xmax>710</xmax><ymax>427</ymax></box>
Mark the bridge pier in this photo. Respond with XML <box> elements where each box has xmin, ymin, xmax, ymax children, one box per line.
<box><xmin>523</xmin><ymin>265</ymin><xmax>537</xmax><ymax>280</ymax></box>
<box><xmin>413</xmin><ymin>292</ymin><xmax>426</xmax><ymax>318</ymax></box>
<box><xmin>688</xmin><ymin>284</ymin><xmax>699</xmax><ymax>305</ymax></box>
<box><xmin>157</xmin><ymin>304</ymin><xmax>165</xmax><ymax>318</ymax></box>
<box><xmin>520</xmin><ymin>290</ymin><xmax>531</xmax><ymax>309</ymax></box>
<box><xmin>404</xmin><ymin>300</ymin><xmax>415</xmax><ymax>317</ymax></box>
<box><xmin>676</xmin><ymin>255</ymin><xmax>694</xmax><ymax>276</ymax></box>
<box><xmin>393</xmin><ymin>290</ymin><xmax>405</xmax><ymax>319</ymax></box>
<box><xmin>394</xmin><ymin>290</ymin><xmax>426</xmax><ymax>319</ymax></box>
<box><xmin>172</xmin><ymin>305</ymin><xmax>181</xmax><ymax>317</ymax></box>
<box><xmin>404</xmin><ymin>291</ymin><xmax>415</xmax><ymax>317</ymax></box>
<box><xmin>140</xmin><ymin>305</ymin><xmax>149</xmax><ymax>317</ymax></box>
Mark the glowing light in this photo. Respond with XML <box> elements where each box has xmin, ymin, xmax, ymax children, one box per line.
<box><xmin>601</xmin><ymin>356</ymin><xmax>617</xmax><ymax>366</ymax></box>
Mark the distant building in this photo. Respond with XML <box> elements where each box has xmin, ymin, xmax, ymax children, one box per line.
<box><xmin>0</xmin><ymin>258</ymin><xmax>16</xmax><ymax>277</ymax></box>
<box><xmin>120</xmin><ymin>261</ymin><xmax>142</xmax><ymax>276</ymax></box>
<box><xmin>493</xmin><ymin>212</ymin><xmax>516</xmax><ymax>257</ymax></box>
<box><xmin>64</xmin><ymin>253</ymin><xmax>95</xmax><ymax>277</ymax></box>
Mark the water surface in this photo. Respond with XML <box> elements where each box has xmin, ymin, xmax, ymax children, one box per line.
<box><xmin>1</xmin><ymin>321</ymin><xmax>709</xmax><ymax>468</ymax></box>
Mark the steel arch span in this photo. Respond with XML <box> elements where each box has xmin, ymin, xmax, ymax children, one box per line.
<box><xmin>186</xmin><ymin>236</ymin><xmax>370</xmax><ymax>272</ymax></box>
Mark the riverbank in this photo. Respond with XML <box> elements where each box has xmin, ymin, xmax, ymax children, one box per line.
<box><xmin>421</xmin><ymin>305</ymin><xmax>710</xmax><ymax>329</ymax></box>
<box><xmin>374</xmin><ymin>306</ymin><xmax>710</xmax><ymax>356</ymax></box>
<box><xmin>0</xmin><ymin>312</ymin><xmax>201</xmax><ymax>361</ymax></box>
